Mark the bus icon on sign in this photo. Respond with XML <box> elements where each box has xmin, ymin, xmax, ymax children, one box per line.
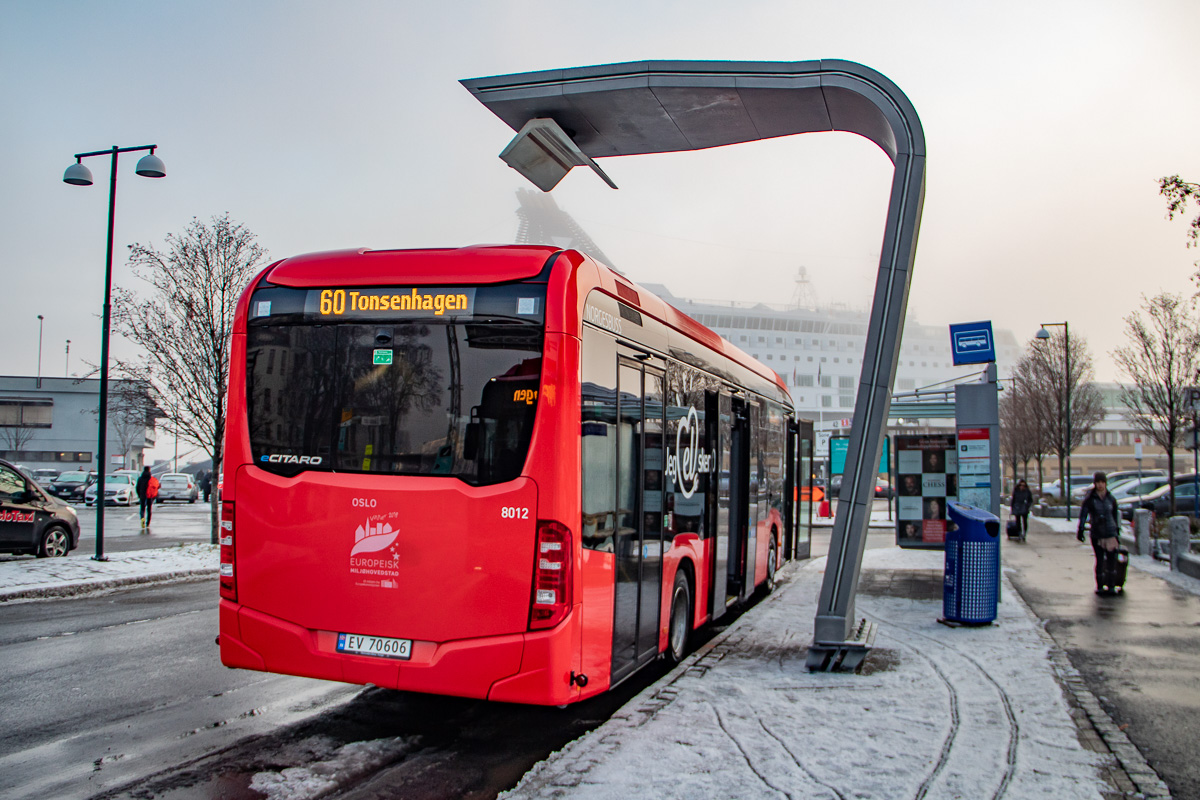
<box><xmin>954</xmin><ymin>331</ymin><xmax>990</xmax><ymax>351</ymax></box>
<box><xmin>948</xmin><ymin>322</ymin><xmax>996</xmax><ymax>366</ymax></box>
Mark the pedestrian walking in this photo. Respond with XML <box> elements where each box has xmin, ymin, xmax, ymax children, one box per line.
<box><xmin>200</xmin><ymin>471</ymin><xmax>212</xmax><ymax>503</ymax></box>
<box><xmin>136</xmin><ymin>467</ymin><xmax>159</xmax><ymax>528</ymax></box>
<box><xmin>1010</xmin><ymin>479</ymin><xmax>1033</xmax><ymax>541</ymax></box>
<box><xmin>1077</xmin><ymin>471</ymin><xmax>1124</xmax><ymax>594</ymax></box>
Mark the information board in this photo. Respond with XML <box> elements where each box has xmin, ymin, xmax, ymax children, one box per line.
<box><xmin>955</xmin><ymin>427</ymin><xmax>992</xmax><ymax>510</ymax></box>
<box><xmin>895</xmin><ymin>433</ymin><xmax>957</xmax><ymax>548</ymax></box>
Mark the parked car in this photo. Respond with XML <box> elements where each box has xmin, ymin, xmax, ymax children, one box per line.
<box><xmin>0</xmin><ymin>457</ymin><xmax>80</xmax><ymax>558</ymax></box>
<box><xmin>1121</xmin><ymin>480</ymin><xmax>1200</xmax><ymax>519</ymax></box>
<box><xmin>156</xmin><ymin>473</ymin><xmax>199</xmax><ymax>503</ymax></box>
<box><xmin>30</xmin><ymin>468</ymin><xmax>60</xmax><ymax>486</ymax></box>
<box><xmin>84</xmin><ymin>473</ymin><xmax>136</xmax><ymax>506</ymax></box>
<box><xmin>1071</xmin><ymin>470</ymin><xmax>1167</xmax><ymax>501</ymax></box>
<box><xmin>1107</xmin><ymin>475</ymin><xmax>1172</xmax><ymax>502</ymax></box>
<box><xmin>47</xmin><ymin>470</ymin><xmax>97</xmax><ymax>502</ymax></box>
<box><xmin>874</xmin><ymin>479</ymin><xmax>893</xmax><ymax>499</ymax></box>
<box><xmin>1041</xmin><ymin>476</ymin><xmax>1094</xmax><ymax>498</ymax></box>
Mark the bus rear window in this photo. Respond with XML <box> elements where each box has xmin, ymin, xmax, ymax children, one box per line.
<box><xmin>246</xmin><ymin>284</ymin><xmax>545</xmax><ymax>485</ymax></box>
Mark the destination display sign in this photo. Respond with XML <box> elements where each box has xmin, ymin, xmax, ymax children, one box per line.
<box><xmin>303</xmin><ymin>287</ymin><xmax>477</xmax><ymax>318</ymax></box>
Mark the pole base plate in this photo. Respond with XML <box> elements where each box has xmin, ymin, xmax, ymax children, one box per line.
<box><xmin>806</xmin><ymin>618</ymin><xmax>878</xmax><ymax>672</ymax></box>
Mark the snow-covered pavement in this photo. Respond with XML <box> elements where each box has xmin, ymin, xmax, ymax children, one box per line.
<box><xmin>0</xmin><ymin>543</ymin><xmax>217</xmax><ymax>602</ymax></box>
<box><xmin>502</xmin><ymin>547</ymin><xmax>1125</xmax><ymax>800</ymax></box>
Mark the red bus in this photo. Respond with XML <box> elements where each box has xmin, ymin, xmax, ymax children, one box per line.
<box><xmin>218</xmin><ymin>246</ymin><xmax>813</xmax><ymax>705</ymax></box>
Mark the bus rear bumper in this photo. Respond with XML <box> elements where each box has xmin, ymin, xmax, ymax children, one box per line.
<box><xmin>219</xmin><ymin>601</ymin><xmax>583</xmax><ymax>704</ymax></box>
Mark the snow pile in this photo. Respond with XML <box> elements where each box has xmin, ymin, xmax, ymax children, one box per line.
<box><xmin>0</xmin><ymin>543</ymin><xmax>217</xmax><ymax>600</ymax></box>
<box><xmin>249</xmin><ymin>735</ymin><xmax>414</xmax><ymax>800</ymax></box>
<box><xmin>503</xmin><ymin>548</ymin><xmax>1109</xmax><ymax>800</ymax></box>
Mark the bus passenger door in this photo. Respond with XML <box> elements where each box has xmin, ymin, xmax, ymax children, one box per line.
<box><xmin>611</xmin><ymin>357</ymin><xmax>665</xmax><ymax>684</ymax></box>
<box><xmin>723</xmin><ymin>395</ymin><xmax>750</xmax><ymax>607</ymax></box>
<box><xmin>708</xmin><ymin>392</ymin><xmax>729</xmax><ymax>619</ymax></box>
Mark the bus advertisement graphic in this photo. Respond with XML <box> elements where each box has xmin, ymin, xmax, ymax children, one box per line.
<box><xmin>895</xmin><ymin>434</ymin><xmax>957</xmax><ymax>549</ymax></box>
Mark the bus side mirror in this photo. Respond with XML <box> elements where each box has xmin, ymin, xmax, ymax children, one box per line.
<box><xmin>463</xmin><ymin>421</ymin><xmax>480</xmax><ymax>460</ymax></box>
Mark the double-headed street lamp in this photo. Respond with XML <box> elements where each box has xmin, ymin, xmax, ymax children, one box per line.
<box><xmin>63</xmin><ymin>145</ymin><xmax>166</xmax><ymax>561</ymax></box>
<box><xmin>1037</xmin><ymin>321</ymin><xmax>1072</xmax><ymax>521</ymax></box>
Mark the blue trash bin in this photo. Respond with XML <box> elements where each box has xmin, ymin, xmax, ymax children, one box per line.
<box><xmin>943</xmin><ymin>500</ymin><xmax>1001</xmax><ymax>624</ymax></box>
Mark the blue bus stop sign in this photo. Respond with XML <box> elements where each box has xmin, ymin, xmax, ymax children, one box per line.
<box><xmin>949</xmin><ymin>321</ymin><xmax>996</xmax><ymax>366</ymax></box>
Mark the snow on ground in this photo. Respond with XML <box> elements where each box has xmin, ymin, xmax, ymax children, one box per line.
<box><xmin>503</xmin><ymin>547</ymin><xmax>1109</xmax><ymax>800</ymax></box>
<box><xmin>0</xmin><ymin>543</ymin><xmax>217</xmax><ymax>601</ymax></box>
<box><xmin>249</xmin><ymin>736</ymin><xmax>416</xmax><ymax>800</ymax></box>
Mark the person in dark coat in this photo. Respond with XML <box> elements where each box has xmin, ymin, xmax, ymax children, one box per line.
<box><xmin>200</xmin><ymin>471</ymin><xmax>212</xmax><ymax>502</ymax></box>
<box><xmin>1077</xmin><ymin>471</ymin><xmax>1122</xmax><ymax>593</ymax></box>
<box><xmin>1010</xmin><ymin>479</ymin><xmax>1033</xmax><ymax>540</ymax></box>
<box><xmin>136</xmin><ymin>466</ymin><xmax>154</xmax><ymax>528</ymax></box>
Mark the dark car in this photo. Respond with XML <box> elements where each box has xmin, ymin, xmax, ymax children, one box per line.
<box><xmin>1123</xmin><ymin>480</ymin><xmax>1200</xmax><ymax>519</ymax></box>
<box><xmin>47</xmin><ymin>470</ymin><xmax>97</xmax><ymax>502</ymax></box>
<box><xmin>0</xmin><ymin>458</ymin><xmax>80</xmax><ymax>558</ymax></box>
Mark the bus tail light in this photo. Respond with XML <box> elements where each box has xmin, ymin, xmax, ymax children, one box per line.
<box><xmin>530</xmin><ymin>520</ymin><xmax>571</xmax><ymax>630</ymax></box>
<box><xmin>219</xmin><ymin>501</ymin><xmax>237</xmax><ymax>602</ymax></box>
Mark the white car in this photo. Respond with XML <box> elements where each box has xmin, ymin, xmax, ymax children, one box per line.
<box><xmin>156</xmin><ymin>473</ymin><xmax>199</xmax><ymax>503</ymax></box>
<box><xmin>1041</xmin><ymin>476</ymin><xmax>1093</xmax><ymax>498</ymax></box>
<box><xmin>84</xmin><ymin>474</ymin><xmax>136</xmax><ymax>506</ymax></box>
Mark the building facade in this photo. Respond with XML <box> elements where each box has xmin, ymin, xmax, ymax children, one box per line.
<box><xmin>0</xmin><ymin>376</ymin><xmax>157</xmax><ymax>473</ymax></box>
<box><xmin>641</xmin><ymin>284</ymin><xmax>1020</xmax><ymax>422</ymax></box>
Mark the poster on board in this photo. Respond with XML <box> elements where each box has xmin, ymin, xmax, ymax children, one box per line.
<box><xmin>895</xmin><ymin>433</ymin><xmax>957</xmax><ymax>548</ymax></box>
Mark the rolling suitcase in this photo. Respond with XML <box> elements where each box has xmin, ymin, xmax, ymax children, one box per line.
<box><xmin>1099</xmin><ymin>545</ymin><xmax>1129</xmax><ymax>594</ymax></box>
<box><xmin>1006</xmin><ymin>518</ymin><xmax>1022</xmax><ymax>540</ymax></box>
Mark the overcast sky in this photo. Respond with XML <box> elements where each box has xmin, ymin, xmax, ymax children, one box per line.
<box><xmin>4</xmin><ymin>0</ymin><xmax>1199</xmax><ymax>407</ymax></box>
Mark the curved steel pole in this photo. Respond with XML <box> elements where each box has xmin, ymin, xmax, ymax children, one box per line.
<box><xmin>461</xmin><ymin>59</ymin><xmax>927</xmax><ymax>669</ymax></box>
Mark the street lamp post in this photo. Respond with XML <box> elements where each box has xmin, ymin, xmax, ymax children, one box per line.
<box><xmin>1037</xmin><ymin>322</ymin><xmax>1072</xmax><ymax>521</ymax></box>
<box><xmin>64</xmin><ymin>340</ymin><xmax>70</xmax><ymax>377</ymax></box>
<box><xmin>36</xmin><ymin>315</ymin><xmax>44</xmax><ymax>388</ymax></box>
<box><xmin>63</xmin><ymin>145</ymin><xmax>165</xmax><ymax>561</ymax></box>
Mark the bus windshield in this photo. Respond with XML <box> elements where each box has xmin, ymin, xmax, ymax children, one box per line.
<box><xmin>246</xmin><ymin>283</ymin><xmax>545</xmax><ymax>485</ymax></box>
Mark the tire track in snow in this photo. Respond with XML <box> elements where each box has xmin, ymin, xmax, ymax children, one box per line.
<box><xmin>707</xmin><ymin>703</ymin><xmax>792</xmax><ymax>800</ymax></box>
<box><xmin>758</xmin><ymin>719</ymin><xmax>847</xmax><ymax>800</ymax></box>
<box><xmin>866</xmin><ymin>609</ymin><xmax>1018</xmax><ymax>800</ymax></box>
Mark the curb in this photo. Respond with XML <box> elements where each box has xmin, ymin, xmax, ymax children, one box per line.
<box><xmin>1018</xmin><ymin>593</ymin><xmax>1172</xmax><ymax>799</ymax></box>
<box><xmin>0</xmin><ymin>568</ymin><xmax>218</xmax><ymax>603</ymax></box>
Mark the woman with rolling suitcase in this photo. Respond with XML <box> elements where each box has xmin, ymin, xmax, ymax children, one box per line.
<box><xmin>1077</xmin><ymin>472</ymin><xmax>1127</xmax><ymax>594</ymax></box>
<box><xmin>1010</xmin><ymin>479</ymin><xmax>1033</xmax><ymax>541</ymax></box>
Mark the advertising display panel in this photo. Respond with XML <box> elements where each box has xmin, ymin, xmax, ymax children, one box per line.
<box><xmin>895</xmin><ymin>434</ymin><xmax>957</xmax><ymax>549</ymax></box>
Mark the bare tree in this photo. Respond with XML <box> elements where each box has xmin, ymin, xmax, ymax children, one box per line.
<box><xmin>113</xmin><ymin>214</ymin><xmax>268</xmax><ymax>542</ymax></box>
<box><xmin>1005</xmin><ymin>354</ymin><xmax>1056</xmax><ymax>493</ymax></box>
<box><xmin>1023</xmin><ymin>331</ymin><xmax>1105</xmax><ymax>492</ymax></box>
<box><xmin>1113</xmin><ymin>292</ymin><xmax>1200</xmax><ymax>514</ymax></box>
<box><xmin>109</xmin><ymin>380</ymin><xmax>161</xmax><ymax>469</ymax></box>
<box><xmin>1160</xmin><ymin>175</ymin><xmax>1200</xmax><ymax>272</ymax></box>
<box><xmin>1000</xmin><ymin>369</ymin><xmax>1044</xmax><ymax>487</ymax></box>
<box><xmin>0</xmin><ymin>412</ymin><xmax>38</xmax><ymax>454</ymax></box>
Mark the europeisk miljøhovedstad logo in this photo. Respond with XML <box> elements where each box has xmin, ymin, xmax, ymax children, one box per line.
<box><xmin>664</xmin><ymin>406</ymin><xmax>713</xmax><ymax>499</ymax></box>
<box><xmin>349</xmin><ymin>512</ymin><xmax>402</xmax><ymax>589</ymax></box>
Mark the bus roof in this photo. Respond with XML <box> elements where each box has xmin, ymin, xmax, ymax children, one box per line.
<box><xmin>264</xmin><ymin>245</ymin><xmax>560</xmax><ymax>287</ymax></box>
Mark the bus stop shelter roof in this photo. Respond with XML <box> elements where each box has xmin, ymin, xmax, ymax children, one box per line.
<box><xmin>460</xmin><ymin>59</ymin><xmax>924</xmax><ymax>164</ymax></box>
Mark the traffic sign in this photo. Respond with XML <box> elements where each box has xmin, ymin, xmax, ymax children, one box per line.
<box><xmin>948</xmin><ymin>321</ymin><xmax>996</xmax><ymax>366</ymax></box>
<box><xmin>1186</xmin><ymin>386</ymin><xmax>1200</xmax><ymax>413</ymax></box>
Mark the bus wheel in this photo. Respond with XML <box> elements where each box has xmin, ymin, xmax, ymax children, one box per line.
<box><xmin>666</xmin><ymin>569</ymin><xmax>691</xmax><ymax>665</ymax></box>
<box><xmin>765</xmin><ymin>536</ymin><xmax>778</xmax><ymax>594</ymax></box>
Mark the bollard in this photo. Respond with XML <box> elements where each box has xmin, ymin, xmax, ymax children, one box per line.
<box><xmin>1169</xmin><ymin>516</ymin><xmax>1190</xmax><ymax>572</ymax></box>
<box><xmin>1133</xmin><ymin>509</ymin><xmax>1152</xmax><ymax>557</ymax></box>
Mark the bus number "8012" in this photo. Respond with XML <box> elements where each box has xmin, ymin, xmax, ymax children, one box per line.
<box><xmin>500</xmin><ymin>507</ymin><xmax>529</xmax><ymax>520</ymax></box>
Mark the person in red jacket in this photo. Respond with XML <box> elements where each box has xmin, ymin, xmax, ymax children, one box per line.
<box><xmin>136</xmin><ymin>467</ymin><xmax>160</xmax><ymax>528</ymax></box>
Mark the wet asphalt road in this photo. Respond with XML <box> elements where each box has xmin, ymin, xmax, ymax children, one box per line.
<box><xmin>0</xmin><ymin>580</ymin><xmax>358</xmax><ymax>800</ymax></box>
<box><xmin>1004</xmin><ymin>518</ymin><xmax>1200</xmax><ymax>800</ymax></box>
